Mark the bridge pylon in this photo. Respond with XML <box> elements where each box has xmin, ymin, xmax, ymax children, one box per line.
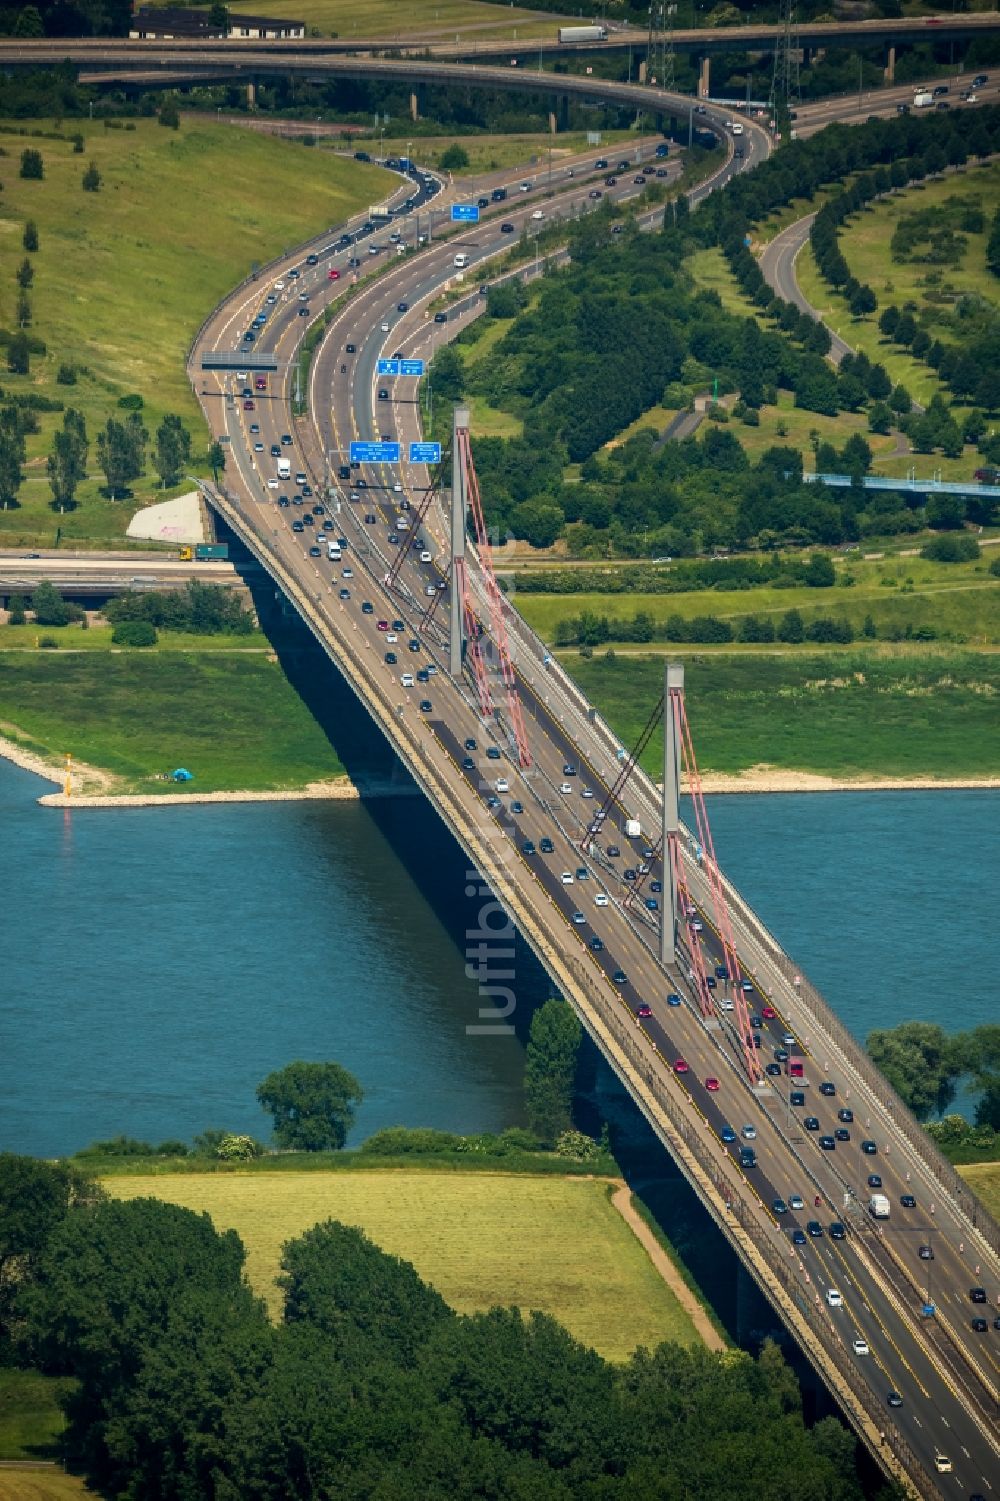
<box><xmin>661</xmin><ymin>661</ymin><xmax>683</xmax><ymax>966</ymax></box>
<box><xmin>449</xmin><ymin>405</ymin><xmax>468</xmax><ymax>680</ymax></box>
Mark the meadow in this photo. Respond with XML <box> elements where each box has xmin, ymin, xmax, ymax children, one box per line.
<box><xmin>795</xmin><ymin>163</ymin><xmax>1000</xmax><ymax>411</ymax></box>
<box><xmin>959</xmin><ymin>1161</ymin><xmax>1000</xmax><ymax>1219</ymax></box>
<box><xmin>564</xmin><ymin>648</ymin><xmax>1000</xmax><ymax>781</ymax></box>
<box><xmin>105</xmin><ymin>1169</ymin><xmax>703</xmax><ymax>1360</ymax></box>
<box><xmin>0</xmin><ymin>118</ymin><xmax>386</xmax><ymax>548</ymax></box>
<box><xmin>514</xmin><ymin>550</ymin><xmax>1000</xmax><ymax>647</ymax></box>
<box><xmin>227</xmin><ymin>0</ymin><xmax>570</xmax><ymax>43</ymax></box>
<box><xmin>0</xmin><ymin>647</ymin><xmax>344</xmax><ymax>792</ymax></box>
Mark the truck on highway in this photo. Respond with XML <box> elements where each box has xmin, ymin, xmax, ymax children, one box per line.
<box><xmin>869</xmin><ymin>1193</ymin><xmax>891</xmax><ymax>1219</ymax></box>
<box><xmin>195</xmin><ymin>543</ymin><xmax>229</xmax><ymax>561</ymax></box>
<box><xmin>557</xmin><ymin>24</ymin><xmax>608</xmax><ymax>41</ymax></box>
<box><xmin>913</xmin><ymin>90</ymin><xmax>934</xmax><ymax>108</ymax></box>
<box><xmin>277</xmin><ymin>458</ymin><xmax>291</xmax><ymax>480</ymax></box>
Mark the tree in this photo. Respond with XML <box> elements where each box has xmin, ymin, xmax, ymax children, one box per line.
<box><xmin>888</xmin><ymin>383</ymin><xmax>912</xmax><ymax>415</ymax></box>
<box><xmin>439</xmin><ymin>143</ymin><xmax>469</xmax><ymax>171</ymax></box>
<box><xmin>868</xmin><ymin>400</ymin><xmax>892</xmax><ymax>435</ymax></box>
<box><xmin>14</xmin><ymin>5</ymin><xmax>44</xmax><ymax>36</ymax></box>
<box><xmin>510</xmin><ymin>498</ymin><xmax>563</xmax><ymax>549</ymax></box>
<box><xmin>0</xmin><ymin>426</ymin><xmax>24</xmax><ymax>507</ymax></box>
<box><xmin>803</xmin><ymin>552</ymin><xmax>835</xmax><ymax>587</ymax></box>
<box><xmin>208</xmin><ymin>0</ymin><xmax>229</xmax><ymax>25</ymax></box>
<box><xmin>974</xmin><ymin>1076</ymin><xmax>1000</xmax><ymax>1132</ymax></box>
<box><xmin>208</xmin><ymin>439</ymin><xmax>226</xmax><ymax>482</ymax></box>
<box><xmin>97</xmin><ymin>413</ymin><xmax>146</xmax><ymax>498</ymax></box>
<box><xmin>32</xmin><ymin>580</ymin><xmax>74</xmax><ymax>626</ymax></box>
<box><xmin>81</xmin><ymin>161</ymin><xmax>101</xmax><ymax>193</ymax></box>
<box><xmin>159</xmin><ymin>97</ymin><xmax>181</xmax><ymax>129</ymax></box>
<box><xmin>19</xmin><ymin>148</ymin><xmax>43</xmax><ymax>179</ymax></box>
<box><xmin>866</xmin><ymin>1022</ymin><xmax>963</xmax><ymax>1119</ymax></box>
<box><xmin>7</xmin><ymin>592</ymin><xmax>27</xmax><ymax>624</ymax></box>
<box><xmin>23</xmin><ymin>220</ymin><xmax>38</xmax><ymax>252</ymax></box>
<box><xmin>280</xmin><ymin>1220</ymin><xmax>451</xmax><ymax>1363</ymax></box>
<box><xmin>154</xmin><ymin>413</ymin><xmax>192</xmax><ymax>487</ymax></box>
<box><xmin>256</xmin><ymin>1060</ymin><xmax>363</xmax><ymax>1151</ymax></box>
<box><xmin>0</xmin><ymin>1154</ymin><xmax>102</xmax><ymax>1339</ymax></box>
<box><xmin>849</xmin><ymin>284</ymin><xmax>877</xmax><ymax>317</ymax></box>
<box><xmin>429</xmin><ymin>343</ymin><xmax>464</xmax><ymax>403</ymax></box>
<box><xmin>777</xmin><ymin>607</ymin><xmax>805</xmax><ymax>643</ymax></box>
<box><xmin>16</xmin><ymin>293</ymin><xmax>31</xmax><ymax>328</ymax></box>
<box><xmin>16</xmin><ymin>256</ymin><xmax>34</xmax><ymax>289</ymax></box>
<box><xmin>524</xmin><ymin>999</ymin><xmax>581</xmax><ymax>1146</ymax></box>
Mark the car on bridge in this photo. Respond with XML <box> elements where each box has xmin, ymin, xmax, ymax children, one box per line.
<box><xmin>612</xmin><ymin>970</ymin><xmax>628</xmax><ymax>986</ymax></box>
<box><xmin>791</xmin><ymin>1228</ymin><xmax>806</xmax><ymax>1246</ymax></box>
<box><xmin>830</xmin><ymin>1222</ymin><xmax>846</xmax><ymax>1240</ymax></box>
<box><xmin>806</xmin><ymin>1221</ymin><xmax>824</xmax><ymax>1238</ymax></box>
<box><xmin>838</xmin><ymin>1107</ymin><xmax>853</xmax><ymax>1122</ymax></box>
<box><xmin>867</xmin><ymin>1174</ymin><xmax>883</xmax><ymax>1189</ymax></box>
<box><xmin>705</xmin><ymin>1077</ymin><xmax>720</xmax><ymax>1092</ymax></box>
<box><xmin>861</xmin><ymin>1139</ymin><xmax>878</xmax><ymax>1154</ymax></box>
<box><xmin>636</xmin><ymin>1004</ymin><xmax>652</xmax><ymax>1019</ymax></box>
<box><xmin>667</xmin><ymin>993</ymin><xmax>681</xmax><ymax>1007</ymax></box>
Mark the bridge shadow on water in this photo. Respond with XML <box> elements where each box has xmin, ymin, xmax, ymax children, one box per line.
<box><xmin>238</xmin><ymin>550</ymin><xmax>883</xmax><ymax>1460</ymax></box>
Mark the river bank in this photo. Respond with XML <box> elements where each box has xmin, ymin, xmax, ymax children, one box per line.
<box><xmin>3</xmin><ymin>733</ymin><xmax>997</xmax><ymax>805</ymax></box>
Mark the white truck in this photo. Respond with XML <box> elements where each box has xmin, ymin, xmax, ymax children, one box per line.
<box><xmin>869</xmin><ymin>1193</ymin><xmax>891</xmax><ymax>1220</ymax></box>
<box><xmin>913</xmin><ymin>90</ymin><xmax>934</xmax><ymax>108</ymax></box>
<box><xmin>558</xmin><ymin>24</ymin><xmax>608</xmax><ymax>42</ymax></box>
<box><xmin>277</xmin><ymin>457</ymin><xmax>291</xmax><ymax>480</ymax></box>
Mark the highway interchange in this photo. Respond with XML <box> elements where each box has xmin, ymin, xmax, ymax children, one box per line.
<box><xmin>190</xmin><ymin>97</ymin><xmax>999</xmax><ymax>1499</ymax></box>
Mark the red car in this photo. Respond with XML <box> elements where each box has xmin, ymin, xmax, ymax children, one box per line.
<box><xmin>377</xmin><ymin>619</ymin><xmax>389</xmax><ymax>632</ymax></box>
<box><xmin>761</xmin><ymin>1005</ymin><xmax>777</xmax><ymax>1020</ymax></box>
<box><xmin>705</xmin><ymin>1077</ymin><xmax>720</xmax><ymax>1092</ymax></box>
<box><xmin>636</xmin><ymin>1004</ymin><xmax>652</xmax><ymax>1019</ymax></box>
<box><xmin>243</xmin><ymin>399</ymin><xmax>254</xmax><ymax>411</ymax></box>
<box><xmin>328</xmin><ymin>268</ymin><xmax>341</xmax><ymax>281</ymax></box>
<box><xmin>673</xmin><ymin>1058</ymin><xmax>690</xmax><ymax>1075</ymax></box>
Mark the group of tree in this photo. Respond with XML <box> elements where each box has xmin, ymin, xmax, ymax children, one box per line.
<box><xmin>552</xmin><ymin>604</ymin><xmax>857</xmax><ymax>649</ymax></box>
<box><xmin>878</xmin><ymin>303</ymin><xmax>1000</xmax><ymax>416</ymax></box>
<box><xmin>2</xmin><ymin>1152</ymin><xmax>885</xmax><ymax>1501</ymax></box>
<box><xmin>866</xmin><ymin>1021</ymin><xmax>1000</xmax><ymax>1127</ymax></box>
<box><xmin>105</xmin><ymin>580</ymin><xmax>255</xmax><ymax>635</ymax></box>
<box><xmin>47</xmin><ymin>408</ymin><xmax>88</xmax><ymax>510</ymax></box>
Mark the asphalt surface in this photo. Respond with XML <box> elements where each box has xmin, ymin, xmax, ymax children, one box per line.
<box><xmin>191</xmin><ymin>130</ymin><xmax>999</xmax><ymax>1500</ymax></box>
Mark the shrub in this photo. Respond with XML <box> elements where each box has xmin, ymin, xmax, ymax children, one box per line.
<box><xmin>554</xmin><ymin>1130</ymin><xmax>601</xmax><ymax>1162</ymax></box>
<box><xmin>112</xmin><ymin>619</ymin><xmax>158</xmax><ymax>647</ymax></box>
<box><xmin>920</xmin><ymin>534</ymin><xmax>980</xmax><ymax>563</ymax></box>
<box><xmin>82</xmin><ymin>162</ymin><xmax>101</xmax><ymax>193</ymax></box>
<box><xmin>19</xmin><ymin>148</ymin><xmax>43</xmax><ymax>179</ymax></box>
<box><xmin>117</xmin><ymin>393</ymin><xmax>144</xmax><ymax>410</ymax></box>
<box><xmin>56</xmin><ymin>363</ymin><xmax>77</xmax><ymax>385</ymax></box>
<box><xmin>38</xmin><ymin>635</ymin><xmax>58</xmax><ymax>649</ymax></box>
<box><xmin>215</xmin><ymin>1133</ymin><xmax>262</xmax><ymax>1161</ymax></box>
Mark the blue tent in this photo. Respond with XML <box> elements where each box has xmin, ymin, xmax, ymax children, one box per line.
<box><xmin>171</xmin><ymin>768</ymin><xmax>194</xmax><ymax>782</ymax></box>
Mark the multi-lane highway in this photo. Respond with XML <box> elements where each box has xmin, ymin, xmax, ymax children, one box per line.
<box><xmin>189</xmin><ymin>129</ymin><xmax>999</xmax><ymax>1499</ymax></box>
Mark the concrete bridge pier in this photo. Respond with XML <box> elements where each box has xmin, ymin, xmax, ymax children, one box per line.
<box><xmin>698</xmin><ymin>55</ymin><xmax>710</xmax><ymax>98</ymax></box>
<box><xmin>638</xmin><ymin>59</ymin><xmax>647</xmax><ymax>84</ymax></box>
<box><xmin>884</xmin><ymin>44</ymin><xmax>896</xmax><ymax>83</ymax></box>
<box><xmin>246</xmin><ymin>78</ymin><xmax>256</xmax><ymax>109</ymax></box>
<box><xmin>410</xmin><ymin>88</ymin><xmax>420</xmax><ymax>122</ymax></box>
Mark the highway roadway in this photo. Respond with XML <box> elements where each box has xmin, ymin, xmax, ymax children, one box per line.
<box><xmin>190</xmin><ymin>133</ymin><xmax>999</xmax><ymax>1498</ymax></box>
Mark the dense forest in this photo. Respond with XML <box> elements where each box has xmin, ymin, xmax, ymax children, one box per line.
<box><xmin>1</xmin><ymin>1155</ymin><xmax>901</xmax><ymax>1501</ymax></box>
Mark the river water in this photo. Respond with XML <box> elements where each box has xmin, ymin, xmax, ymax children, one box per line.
<box><xmin>1</xmin><ymin>757</ymin><xmax>996</xmax><ymax>1159</ymax></box>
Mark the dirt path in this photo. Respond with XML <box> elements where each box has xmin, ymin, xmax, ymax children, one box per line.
<box><xmin>610</xmin><ymin>1182</ymin><xmax>726</xmax><ymax>1351</ymax></box>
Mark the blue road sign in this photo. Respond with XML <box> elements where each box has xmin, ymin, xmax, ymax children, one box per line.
<box><xmin>451</xmin><ymin>203</ymin><xmax>480</xmax><ymax>223</ymax></box>
<box><xmin>350</xmin><ymin>441</ymin><xmax>401</xmax><ymax>464</ymax></box>
<box><xmin>400</xmin><ymin>358</ymin><xmax>425</xmax><ymax>377</ymax></box>
<box><xmin>376</xmin><ymin>358</ymin><xmax>401</xmax><ymax>376</ymax></box>
<box><xmin>409</xmin><ymin>441</ymin><xmax>442</xmax><ymax>465</ymax></box>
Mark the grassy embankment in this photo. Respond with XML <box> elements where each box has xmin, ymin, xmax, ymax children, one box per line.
<box><xmin>0</xmin><ymin>644</ymin><xmax>344</xmax><ymax>793</ymax></box>
<box><xmin>342</xmin><ymin>130</ymin><xmax>634</xmax><ymax>176</ymax></box>
<box><xmin>561</xmin><ymin>649</ymin><xmax>1000</xmax><ymax>781</ymax></box>
<box><xmin>795</xmin><ymin>161</ymin><xmax>1000</xmax><ymax>415</ymax></box>
<box><xmin>685</xmin><ymin>241</ymin><xmax>970</xmax><ymax>480</ymax></box>
<box><xmin>959</xmin><ymin>1162</ymin><xmax>1000</xmax><ymax>1219</ymax></box>
<box><xmin>104</xmin><ymin>1169</ymin><xmax>702</xmax><ymax>1358</ymax></box>
<box><xmin>226</xmin><ymin>0</ymin><xmax>571</xmax><ymax>42</ymax></box>
<box><xmin>514</xmin><ymin>548</ymin><xmax>1000</xmax><ymax>646</ymax></box>
<box><xmin>0</xmin><ymin>117</ymin><xmax>388</xmax><ymax>550</ymax></box>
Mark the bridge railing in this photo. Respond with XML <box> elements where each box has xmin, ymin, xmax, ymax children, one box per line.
<box><xmin>722</xmin><ymin>884</ymin><xmax>1000</xmax><ymax>1259</ymax></box>
<box><xmin>559</xmin><ymin>948</ymin><xmax>935</xmax><ymax>1500</ymax></box>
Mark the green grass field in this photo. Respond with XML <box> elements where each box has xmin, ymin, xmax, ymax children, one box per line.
<box><xmin>0</xmin><ymin>1475</ymin><xmax>88</xmax><ymax>1501</ymax></box>
<box><xmin>0</xmin><ymin>1371</ymin><xmax>71</xmax><ymax>1462</ymax></box>
<box><xmin>0</xmin><ymin>118</ymin><xmax>386</xmax><ymax>549</ymax></box>
<box><xmin>0</xmin><ymin>648</ymin><xmax>343</xmax><ymax>792</ymax></box>
<box><xmin>344</xmin><ymin>131</ymin><xmax>632</xmax><ymax>176</ymax></box>
<box><xmin>795</xmin><ymin>164</ymin><xmax>1000</xmax><ymax>412</ymax></box>
<box><xmin>960</xmin><ymin>1161</ymin><xmax>1000</xmax><ymax>1218</ymax></box>
<box><xmin>225</xmin><ymin>0</ymin><xmax>569</xmax><ymax>42</ymax></box>
<box><xmin>563</xmin><ymin>649</ymin><xmax>1000</xmax><ymax>780</ymax></box>
<box><xmin>106</xmin><ymin>1170</ymin><xmax>703</xmax><ymax>1360</ymax></box>
<box><xmin>514</xmin><ymin>550</ymin><xmax>1000</xmax><ymax>647</ymax></box>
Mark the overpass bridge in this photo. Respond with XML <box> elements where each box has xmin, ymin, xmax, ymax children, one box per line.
<box><xmin>180</xmin><ymin>108</ymin><xmax>998</xmax><ymax>1501</ymax></box>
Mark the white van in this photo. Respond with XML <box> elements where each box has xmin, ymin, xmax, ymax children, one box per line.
<box><xmin>277</xmin><ymin>458</ymin><xmax>291</xmax><ymax>480</ymax></box>
<box><xmin>731</xmin><ymin>121</ymin><xmax>744</xmax><ymax>135</ymax></box>
<box><xmin>327</xmin><ymin>542</ymin><xmax>342</xmax><ymax>562</ymax></box>
<box><xmin>453</xmin><ymin>252</ymin><xmax>469</xmax><ymax>269</ymax></box>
